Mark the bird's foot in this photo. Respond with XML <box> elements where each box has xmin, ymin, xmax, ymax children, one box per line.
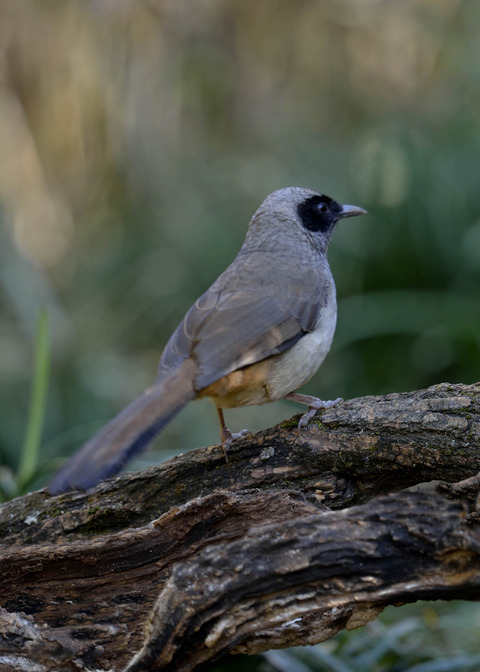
<box><xmin>298</xmin><ymin>398</ymin><xmax>343</xmax><ymax>432</ymax></box>
<box><xmin>220</xmin><ymin>427</ymin><xmax>252</xmax><ymax>462</ymax></box>
<box><xmin>284</xmin><ymin>392</ymin><xmax>343</xmax><ymax>434</ymax></box>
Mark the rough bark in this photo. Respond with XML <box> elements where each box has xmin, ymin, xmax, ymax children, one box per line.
<box><xmin>0</xmin><ymin>382</ymin><xmax>479</xmax><ymax>672</ymax></box>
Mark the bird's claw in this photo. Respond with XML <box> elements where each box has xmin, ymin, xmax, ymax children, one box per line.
<box><xmin>220</xmin><ymin>428</ymin><xmax>252</xmax><ymax>462</ymax></box>
<box><xmin>297</xmin><ymin>396</ymin><xmax>343</xmax><ymax>434</ymax></box>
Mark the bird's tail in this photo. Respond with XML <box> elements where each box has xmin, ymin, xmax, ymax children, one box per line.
<box><xmin>48</xmin><ymin>358</ymin><xmax>197</xmax><ymax>495</ymax></box>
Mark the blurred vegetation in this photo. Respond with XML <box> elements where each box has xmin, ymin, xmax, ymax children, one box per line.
<box><xmin>0</xmin><ymin>0</ymin><xmax>479</xmax><ymax>666</ymax></box>
<box><xmin>212</xmin><ymin>602</ymin><xmax>480</xmax><ymax>672</ymax></box>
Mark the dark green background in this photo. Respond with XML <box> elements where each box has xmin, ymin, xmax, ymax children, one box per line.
<box><xmin>0</xmin><ymin>2</ymin><xmax>479</xmax><ymax>667</ymax></box>
<box><xmin>1</xmin><ymin>0</ymin><xmax>479</xmax><ymax>483</ymax></box>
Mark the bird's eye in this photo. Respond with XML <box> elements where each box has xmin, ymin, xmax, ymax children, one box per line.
<box><xmin>297</xmin><ymin>194</ymin><xmax>335</xmax><ymax>233</ymax></box>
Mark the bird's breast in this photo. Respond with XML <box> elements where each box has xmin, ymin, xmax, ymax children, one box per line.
<box><xmin>265</xmin><ymin>289</ymin><xmax>337</xmax><ymax>400</ymax></box>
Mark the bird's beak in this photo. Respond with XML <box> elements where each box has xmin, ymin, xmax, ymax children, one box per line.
<box><xmin>339</xmin><ymin>204</ymin><xmax>367</xmax><ymax>219</ymax></box>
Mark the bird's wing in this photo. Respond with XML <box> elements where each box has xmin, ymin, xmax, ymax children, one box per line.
<box><xmin>158</xmin><ymin>252</ymin><xmax>330</xmax><ymax>390</ymax></box>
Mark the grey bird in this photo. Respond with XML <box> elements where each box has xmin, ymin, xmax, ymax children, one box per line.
<box><xmin>48</xmin><ymin>187</ymin><xmax>366</xmax><ymax>494</ymax></box>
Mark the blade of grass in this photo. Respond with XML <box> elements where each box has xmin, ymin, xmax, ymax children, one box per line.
<box><xmin>17</xmin><ymin>308</ymin><xmax>50</xmax><ymax>489</ymax></box>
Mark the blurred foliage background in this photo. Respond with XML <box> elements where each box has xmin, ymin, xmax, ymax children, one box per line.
<box><xmin>0</xmin><ymin>0</ymin><xmax>480</xmax><ymax>667</ymax></box>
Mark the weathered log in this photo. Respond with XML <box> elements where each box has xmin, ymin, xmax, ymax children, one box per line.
<box><xmin>0</xmin><ymin>382</ymin><xmax>479</xmax><ymax>671</ymax></box>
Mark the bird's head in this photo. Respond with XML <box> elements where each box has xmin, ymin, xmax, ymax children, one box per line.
<box><xmin>245</xmin><ymin>187</ymin><xmax>366</xmax><ymax>255</ymax></box>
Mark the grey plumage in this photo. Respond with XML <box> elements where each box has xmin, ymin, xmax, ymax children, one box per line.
<box><xmin>159</xmin><ymin>188</ymin><xmax>336</xmax><ymax>391</ymax></box>
<box><xmin>48</xmin><ymin>359</ymin><xmax>197</xmax><ymax>494</ymax></box>
<box><xmin>48</xmin><ymin>187</ymin><xmax>366</xmax><ymax>494</ymax></box>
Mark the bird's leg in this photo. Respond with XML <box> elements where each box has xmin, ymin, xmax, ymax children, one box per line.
<box><xmin>283</xmin><ymin>392</ymin><xmax>343</xmax><ymax>434</ymax></box>
<box><xmin>216</xmin><ymin>408</ymin><xmax>231</xmax><ymax>462</ymax></box>
<box><xmin>216</xmin><ymin>407</ymin><xmax>252</xmax><ymax>462</ymax></box>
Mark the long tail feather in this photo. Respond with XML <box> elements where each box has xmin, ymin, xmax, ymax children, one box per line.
<box><xmin>48</xmin><ymin>358</ymin><xmax>197</xmax><ymax>494</ymax></box>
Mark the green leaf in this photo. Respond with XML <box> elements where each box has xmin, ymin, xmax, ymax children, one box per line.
<box><xmin>17</xmin><ymin>309</ymin><xmax>50</xmax><ymax>489</ymax></box>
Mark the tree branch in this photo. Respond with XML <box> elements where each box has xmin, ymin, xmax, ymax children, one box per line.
<box><xmin>0</xmin><ymin>382</ymin><xmax>479</xmax><ymax>671</ymax></box>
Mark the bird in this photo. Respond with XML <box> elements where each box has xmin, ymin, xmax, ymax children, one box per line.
<box><xmin>48</xmin><ymin>187</ymin><xmax>366</xmax><ymax>494</ymax></box>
